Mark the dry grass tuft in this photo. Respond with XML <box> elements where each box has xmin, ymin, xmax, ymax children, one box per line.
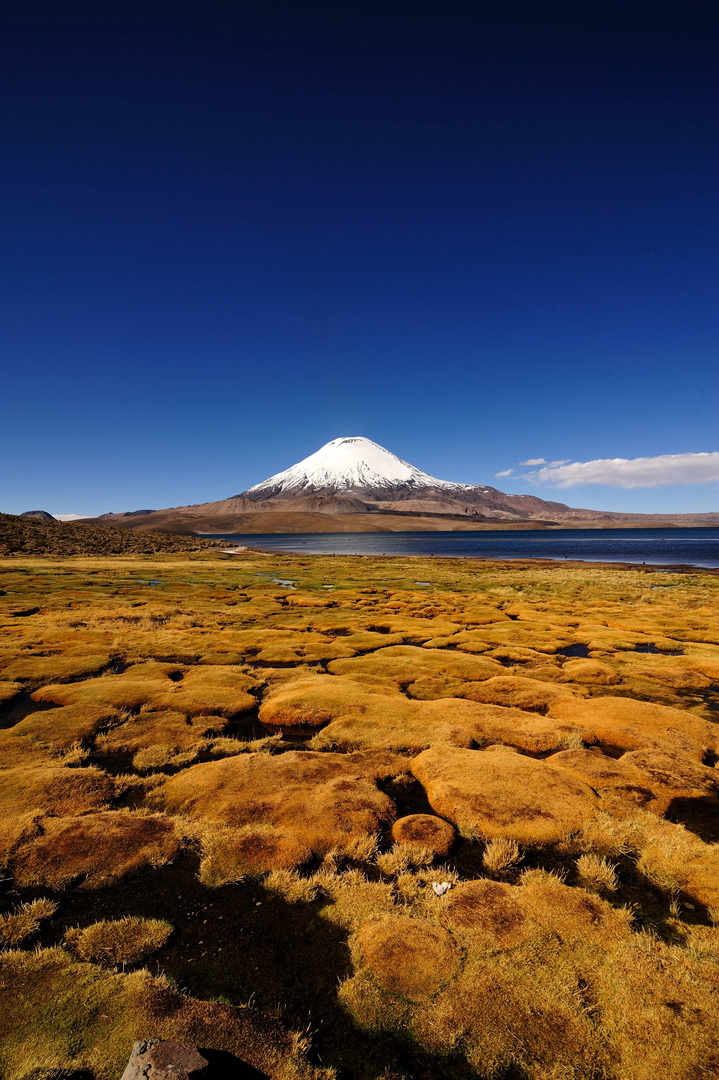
<box><xmin>264</xmin><ymin>869</ymin><xmax>320</xmax><ymax>904</ymax></box>
<box><xmin>576</xmin><ymin>853</ymin><xmax>618</xmax><ymax>893</ymax></box>
<box><xmin>0</xmin><ymin>898</ymin><xmax>58</xmax><ymax>946</ymax></box>
<box><xmin>342</xmin><ymin>833</ymin><xmax>380</xmax><ymax>863</ymax></box>
<box><xmin>314</xmin><ymin>868</ymin><xmax>397</xmax><ymax>930</ymax></box>
<box><xmin>375</xmin><ymin>849</ymin><xmax>410</xmax><ymax>877</ymax></box>
<box><xmin>64</xmin><ymin>916</ymin><xmax>172</xmax><ymax>965</ymax></box>
<box><xmin>209</xmin><ymin>733</ymin><xmax>283</xmax><ymax>757</ymax></box>
<box><xmin>572</xmin><ymin>812</ymin><xmax>641</xmax><ymax>858</ymax></box>
<box><xmin>483</xmin><ymin>837</ymin><xmax>522</xmax><ymax>876</ymax></box>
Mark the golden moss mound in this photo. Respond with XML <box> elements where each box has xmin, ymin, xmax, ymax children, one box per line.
<box><xmin>328</xmin><ymin>645</ymin><xmax>505</xmax><ymax>697</ymax></box>
<box><xmin>356</xmin><ymin>915</ymin><xmax>460</xmax><ymax>1000</ymax></box>
<box><xmin>65</xmin><ymin>916</ymin><xmax>172</xmax><ymax>966</ymax></box>
<box><xmin>411</xmin><ymin>745</ymin><xmax>598</xmax><ymax>844</ymax></box>
<box><xmin>96</xmin><ymin>709</ymin><xmax>227</xmax><ymax>769</ymax></box>
<box><xmin>0</xmin><ymin>765</ymin><xmax>113</xmax><ymax>817</ymax></box>
<box><xmin>11</xmin><ymin>704</ymin><xmax>118</xmax><ymax>752</ymax></box>
<box><xmin>458</xmin><ymin>675</ymin><xmax>580</xmax><ymax>712</ymax></box>
<box><xmin>10</xmin><ymin>811</ymin><xmax>180</xmax><ymax>888</ymax></box>
<box><xmin>33</xmin><ymin>663</ymin><xmax>256</xmax><ymax>718</ymax></box>
<box><xmin>442</xmin><ymin>879</ymin><xmax>528</xmax><ymax>943</ymax></box>
<box><xmin>548</xmin><ymin>695</ymin><xmax>719</xmax><ymax>758</ymax></box>
<box><xmin>258</xmin><ymin>675</ymin><xmax>395</xmax><ymax>729</ymax></box>
<box><xmin>551</xmin><ymin>746</ymin><xmax>719</xmax><ymax>816</ymax></box>
<box><xmin>198</xmin><ymin>824</ymin><xmax>312</xmax><ymax>886</ymax></box>
<box><xmin>151</xmin><ymin>750</ymin><xmax>397</xmax><ymax>866</ymax></box>
<box><xmin>390</xmin><ymin>814</ymin><xmax>455</xmax><ymax>856</ymax></box>
<box><xmin>1</xmin><ymin>651</ymin><xmax>111</xmax><ymax>683</ymax></box>
<box><xmin>516</xmin><ymin>871</ymin><xmax>633</xmax><ymax>947</ymax></box>
<box><xmin>307</xmin><ymin>687</ymin><xmax>590</xmax><ymax>755</ymax></box>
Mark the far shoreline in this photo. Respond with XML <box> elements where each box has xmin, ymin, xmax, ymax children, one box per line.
<box><xmin>237</xmin><ymin>547</ymin><xmax>719</xmax><ymax>575</ymax></box>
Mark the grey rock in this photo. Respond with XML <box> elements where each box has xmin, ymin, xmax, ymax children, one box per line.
<box><xmin>120</xmin><ymin>1039</ymin><xmax>208</xmax><ymax>1080</ymax></box>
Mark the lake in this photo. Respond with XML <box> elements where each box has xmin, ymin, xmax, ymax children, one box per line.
<box><xmin>207</xmin><ymin>526</ymin><xmax>719</xmax><ymax>569</ymax></box>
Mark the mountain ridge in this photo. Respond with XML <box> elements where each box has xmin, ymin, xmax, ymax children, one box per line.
<box><xmin>89</xmin><ymin>437</ymin><xmax>719</xmax><ymax>534</ymax></box>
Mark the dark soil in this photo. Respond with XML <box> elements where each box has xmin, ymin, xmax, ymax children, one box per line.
<box><xmin>4</xmin><ymin>855</ymin><xmax>475</xmax><ymax>1080</ymax></box>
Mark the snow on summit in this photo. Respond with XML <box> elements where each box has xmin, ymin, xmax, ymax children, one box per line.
<box><xmin>245</xmin><ymin>437</ymin><xmax>468</xmax><ymax>495</ymax></box>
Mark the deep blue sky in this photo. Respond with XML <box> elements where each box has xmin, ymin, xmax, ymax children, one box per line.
<box><xmin>2</xmin><ymin>0</ymin><xmax>717</xmax><ymax>516</ymax></box>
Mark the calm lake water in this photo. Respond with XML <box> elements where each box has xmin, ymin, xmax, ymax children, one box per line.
<box><xmin>207</xmin><ymin>527</ymin><xmax>719</xmax><ymax>569</ymax></box>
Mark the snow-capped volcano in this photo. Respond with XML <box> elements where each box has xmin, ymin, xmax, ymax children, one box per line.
<box><xmin>244</xmin><ymin>437</ymin><xmax>470</xmax><ymax>497</ymax></box>
<box><xmin>94</xmin><ymin>433</ymin><xmax>718</xmax><ymax>533</ymax></box>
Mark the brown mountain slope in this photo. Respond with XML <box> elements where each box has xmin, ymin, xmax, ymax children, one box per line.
<box><xmin>85</xmin><ymin>496</ymin><xmax>719</xmax><ymax>536</ymax></box>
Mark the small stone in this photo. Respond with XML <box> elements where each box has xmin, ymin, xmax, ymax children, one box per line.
<box><xmin>432</xmin><ymin>881</ymin><xmax>452</xmax><ymax>896</ymax></box>
<box><xmin>120</xmin><ymin>1038</ymin><xmax>208</xmax><ymax>1080</ymax></box>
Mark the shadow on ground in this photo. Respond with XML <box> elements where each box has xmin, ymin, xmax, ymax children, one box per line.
<box><xmin>16</xmin><ymin>854</ymin><xmax>476</xmax><ymax>1080</ymax></box>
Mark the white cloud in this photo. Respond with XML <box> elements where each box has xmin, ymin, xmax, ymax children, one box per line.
<box><xmin>495</xmin><ymin>468</ymin><xmax>515</xmax><ymax>478</ymax></box>
<box><xmin>526</xmin><ymin>452</ymin><xmax>719</xmax><ymax>489</ymax></box>
<box><xmin>55</xmin><ymin>513</ymin><xmax>89</xmax><ymax>521</ymax></box>
<box><xmin>520</xmin><ymin>457</ymin><xmax>547</xmax><ymax>466</ymax></box>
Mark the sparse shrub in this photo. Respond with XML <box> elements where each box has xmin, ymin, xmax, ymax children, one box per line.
<box><xmin>557</xmin><ymin>730</ymin><xmax>586</xmax><ymax>751</ymax></box>
<box><xmin>375</xmin><ymin>849</ymin><xmax>409</xmax><ymax>877</ymax></box>
<box><xmin>375</xmin><ymin>843</ymin><xmax>434</xmax><ymax>877</ymax></box>
<box><xmin>56</xmin><ymin>742</ymin><xmax>91</xmax><ymax>766</ymax></box>
<box><xmin>209</xmin><ymin>734</ymin><xmax>282</xmax><ymax>757</ymax></box>
<box><xmin>64</xmin><ymin>916</ymin><xmax>172</xmax><ymax>965</ymax></box>
<box><xmin>342</xmin><ymin>833</ymin><xmax>380</xmax><ymax>863</ymax></box>
<box><xmin>132</xmin><ymin>744</ymin><xmax>177</xmax><ymax>771</ymax></box>
<box><xmin>264</xmin><ymin>869</ymin><xmax>319</xmax><ymax>904</ymax></box>
<box><xmin>574</xmin><ymin>813</ymin><xmax>640</xmax><ymax>858</ymax></box>
<box><xmin>576</xmin><ymin>853</ymin><xmax>618</xmax><ymax>893</ymax></box>
<box><xmin>0</xmin><ymin>898</ymin><xmax>58</xmax><ymax>947</ymax></box>
<box><xmin>519</xmin><ymin>867</ymin><xmax>567</xmax><ymax>887</ymax></box>
<box><xmin>483</xmin><ymin>837</ymin><xmax>522</xmax><ymax>876</ymax></box>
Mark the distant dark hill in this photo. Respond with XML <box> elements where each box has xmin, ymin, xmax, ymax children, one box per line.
<box><xmin>20</xmin><ymin>510</ymin><xmax>55</xmax><ymax>521</ymax></box>
<box><xmin>0</xmin><ymin>512</ymin><xmax>223</xmax><ymax>556</ymax></box>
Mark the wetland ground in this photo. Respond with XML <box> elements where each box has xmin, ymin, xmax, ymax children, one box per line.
<box><xmin>1</xmin><ymin>548</ymin><xmax>718</xmax><ymax>1080</ymax></box>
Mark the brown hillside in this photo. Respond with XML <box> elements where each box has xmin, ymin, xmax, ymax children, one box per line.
<box><xmin>0</xmin><ymin>512</ymin><xmax>223</xmax><ymax>555</ymax></box>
